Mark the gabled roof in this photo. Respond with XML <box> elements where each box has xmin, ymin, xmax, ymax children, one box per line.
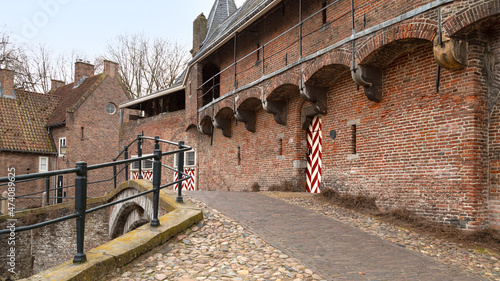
<box><xmin>0</xmin><ymin>90</ymin><xmax>60</xmax><ymax>153</ymax></box>
<box><xmin>47</xmin><ymin>73</ymin><xmax>107</xmax><ymax>126</ymax></box>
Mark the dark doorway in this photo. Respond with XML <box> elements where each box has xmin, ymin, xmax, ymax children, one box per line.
<box><xmin>202</xmin><ymin>62</ymin><xmax>220</xmax><ymax>106</ymax></box>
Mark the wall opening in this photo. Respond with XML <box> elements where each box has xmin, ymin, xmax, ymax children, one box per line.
<box><xmin>351</xmin><ymin>124</ymin><xmax>357</xmax><ymax>154</ymax></box>
<box><xmin>202</xmin><ymin>62</ymin><xmax>220</xmax><ymax>106</ymax></box>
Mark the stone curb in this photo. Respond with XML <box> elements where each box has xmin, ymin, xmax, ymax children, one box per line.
<box><xmin>21</xmin><ymin>180</ymin><xmax>203</xmax><ymax>281</ymax></box>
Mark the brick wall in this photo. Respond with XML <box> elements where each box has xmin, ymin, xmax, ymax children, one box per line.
<box><xmin>0</xmin><ymin>152</ymin><xmax>55</xmax><ymax>209</ymax></box>
<box><xmin>487</xmin><ymin>25</ymin><xmax>500</xmax><ymax>227</ymax></box>
<box><xmin>121</xmin><ymin>0</ymin><xmax>499</xmax><ymax>229</ymax></box>
<box><xmin>0</xmin><ymin>204</ymin><xmax>109</xmax><ymax>279</ymax></box>
<box><xmin>52</xmin><ymin>74</ymin><xmax>129</xmax><ymax>201</ymax></box>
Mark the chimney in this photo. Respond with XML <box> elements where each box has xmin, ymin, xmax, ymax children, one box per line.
<box><xmin>103</xmin><ymin>60</ymin><xmax>118</xmax><ymax>77</ymax></box>
<box><xmin>74</xmin><ymin>59</ymin><xmax>94</xmax><ymax>83</ymax></box>
<box><xmin>0</xmin><ymin>69</ymin><xmax>15</xmax><ymax>98</ymax></box>
<box><xmin>192</xmin><ymin>13</ymin><xmax>208</xmax><ymax>57</ymax></box>
<box><xmin>50</xmin><ymin>79</ymin><xmax>65</xmax><ymax>92</ymax></box>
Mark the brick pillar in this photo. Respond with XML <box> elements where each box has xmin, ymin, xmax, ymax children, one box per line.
<box><xmin>104</xmin><ymin>60</ymin><xmax>119</xmax><ymax>77</ymax></box>
<box><xmin>0</xmin><ymin>69</ymin><xmax>15</xmax><ymax>98</ymax></box>
<box><xmin>74</xmin><ymin>60</ymin><xmax>94</xmax><ymax>82</ymax></box>
<box><xmin>51</xmin><ymin>79</ymin><xmax>66</xmax><ymax>92</ymax></box>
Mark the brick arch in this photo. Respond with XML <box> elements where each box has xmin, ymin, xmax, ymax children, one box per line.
<box><xmin>198</xmin><ymin>106</ymin><xmax>214</xmax><ymax>121</ymax></box>
<box><xmin>235</xmin><ymin>87</ymin><xmax>262</xmax><ymax>109</ymax></box>
<box><xmin>443</xmin><ymin>1</ymin><xmax>500</xmax><ymax>37</ymax></box>
<box><xmin>264</xmin><ymin>72</ymin><xmax>301</xmax><ymax>100</ymax></box>
<box><xmin>356</xmin><ymin>21</ymin><xmax>437</xmax><ymax>66</ymax></box>
<box><xmin>214</xmin><ymin>97</ymin><xmax>235</xmax><ymax>116</ymax></box>
<box><xmin>214</xmin><ymin>106</ymin><xmax>234</xmax><ymax>119</ymax></box>
<box><xmin>302</xmin><ymin>50</ymin><xmax>351</xmax><ymax>84</ymax></box>
<box><xmin>108</xmin><ymin>187</ymin><xmax>153</xmax><ymax>238</ymax></box>
<box><xmin>185</xmin><ymin>124</ymin><xmax>197</xmax><ymax>132</ymax></box>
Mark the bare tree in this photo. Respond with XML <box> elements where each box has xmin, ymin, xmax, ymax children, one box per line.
<box><xmin>104</xmin><ymin>33</ymin><xmax>189</xmax><ymax>98</ymax></box>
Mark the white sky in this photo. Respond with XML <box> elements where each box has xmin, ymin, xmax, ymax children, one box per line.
<box><xmin>1</xmin><ymin>0</ymin><xmax>246</xmax><ymax>59</ymax></box>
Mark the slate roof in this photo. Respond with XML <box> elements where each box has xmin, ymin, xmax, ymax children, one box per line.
<box><xmin>0</xmin><ymin>90</ymin><xmax>60</xmax><ymax>153</ymax></box>
<box><xmin>47</xmin><ymin>73</ymin><xmax>107</xmax><ymax>126</ymax></box>
<box><xmin>204</xmin><ymin>0</ymin><xmax>238</xmax><ymax>46</ymax></box>
<box><xmin>193</xmin><ymin>0</ymin><xmax>272</xmax><ymax>62</ymax></box>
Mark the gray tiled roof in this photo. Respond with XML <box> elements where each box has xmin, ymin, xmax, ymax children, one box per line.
<box><xmin>192</xmin><ymin>0</ymin><xmax>273</xmax><ymax>63</ymax></box>
<box><xmin>204</xmin><ymin>0</ymin><xmax>238</xmax><ymax>46</ymax></box>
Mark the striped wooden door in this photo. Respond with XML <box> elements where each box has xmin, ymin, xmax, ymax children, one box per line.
<box><xmin>131</xmin><ymin>171</ymin><xmax>153</xmax><ymax>181</ymax></box>
<box><xmin>174</xmin><ymin>168</ymin><xmax>197</xmax><ymax>191</ymax></box>
<box><xmin>307</xmin><ymin>116</ymin><xmax>322</xmax><ymax>193</ymax></box>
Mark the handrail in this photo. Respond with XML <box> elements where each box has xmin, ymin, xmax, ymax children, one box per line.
<box><xmin>0</xmin><ymin>136</ymin><xmax>191</xmax><ymax>265</ymax></box>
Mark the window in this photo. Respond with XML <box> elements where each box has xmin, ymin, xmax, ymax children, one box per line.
<box><xmin>351</xmin><ymin>125</ymin><xmax>357</xmax><ymax>154</ymax></box>
<box><xmin>39</xmin><ymin>157</ymin><xmax>48</xmax><ymax>172</ymax></box>
<box><xmin>130</xmin><ymin>154</ymin><xmax>154</xmax><ymax>170</ymax></box>
<box><xmin>58</xmin><ymin>137</ymin><xmax>66</xmax><ymax>157</ymax></box>
<box><xmin>106</xmin><ymin>103</ymin><xmax>116</xmax><ymax>115</ymax></box>
<box><xmin>174</xmin><ymin>150</ymin><xmax>196</xmax><ymax>167</ymax></box>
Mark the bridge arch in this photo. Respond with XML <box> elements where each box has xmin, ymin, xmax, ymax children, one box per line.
<box><xmin>108</xmin><ymin>187</ymin><xmax>154</xmax><ymax>238</ymax></box>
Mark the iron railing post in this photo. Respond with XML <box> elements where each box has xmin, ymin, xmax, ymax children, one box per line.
<box><xmin>124</xmin><ymin>145</ymin><xmax>129</xmax><ymax>181</ymax></box>
<box><xmin>137</xmin><ymin>134</ymin><xmax>143</xmax><ymax>179</ymax></box>
<box><xmin>113</xmin><ymin>158</ymin><xmax>117</xmax><ymax>189</ymax></box>
<box><xmin>176</xmin><ymin>141</ymin><xmax>185</xmax><ymax>203</ymax></box>
<box><xmin>151</xmin><ymin>136</ymin><xmax>162</xmax><ymax>227</ymax></box>
<box><xmin>73</xmin><ymin>161</ymin><xmax>87</xmax><ymax>263</ymax></box>
<box><xmin>45</xmin><ymin>177</ymin><xmax>50</xmax><ymax>205</ymax></box>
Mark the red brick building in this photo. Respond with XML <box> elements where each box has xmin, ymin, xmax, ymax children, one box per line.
<box><xmin>119</xmin><ymin>0</ymin><xmax>500</xmax><ymax>229</ymax></box>
<box><xmin>0</xmin><ymin>60</ymin><xmax>130</xmax><ymax>209</ymax></box>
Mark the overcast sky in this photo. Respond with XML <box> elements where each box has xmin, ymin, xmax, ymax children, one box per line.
<box><xmin>1</xmin><ymin>0</ymin><xmax>246</xmax><ymax>59</ymax></box>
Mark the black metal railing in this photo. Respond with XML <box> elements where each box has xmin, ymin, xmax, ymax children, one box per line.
<box><xmin>0</xmin><ymin>135</ymin><xmax>191</xmax><ymax>264</ymax></box>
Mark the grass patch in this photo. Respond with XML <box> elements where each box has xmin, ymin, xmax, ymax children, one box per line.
<box><xmin>268</xmin><ymin>180</ymin><xmax>300</xmax><ymax>192</ymax></box>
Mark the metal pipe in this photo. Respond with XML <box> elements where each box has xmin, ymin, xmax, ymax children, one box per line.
<box><xmin>436</xmin><ymin>6</ymin><xmax>442</xmax><ymax>93</ymax></box>
<box><xmin>150</xmin><ymin>136</ymin><xmax>162</xmax><ymax>227</ymax></box>
<box><xmin>299</xmin><ymin>0</ymin><xmax>303</xmax><ymax>59</ymax></box>
<box><xmin>124</xmin><ymin>145</ymin><xmax>129</xmax><ymax>181</ymax></box>
<box><xmin>137</xmin><ymin>134</ymin><xmax>143</xmax><ymax>179</ymax></box>
<box><xmin>45</xmin><ymin>177</ymin><xmax>50</xmax><ymax>205</ymax></box>
<box><xmin>234</xmin><ymin>32</ymin><xmax>238</xmax><ymax>90</ymax></box>
<box><xmin>73</xmin><ymin>161</ymin><xmax>87</xmax><ymax>263</ymax></box>
<box><xmin>176</xmin><ymin>141</ymin><xmax>185</xmax><ymax>203</ymax></box>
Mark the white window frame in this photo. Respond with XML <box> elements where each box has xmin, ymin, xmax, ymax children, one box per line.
<box><xmin>39</xmin><ymin>157</ymin><xmax>49</xmax><ymax>172</ymax></box>
<box><xmin>106</xmin><ymin>103</ymin><xmax>116</xmax><ymax>115</ymax></box>
<box><xmin>174</xmin><ymin>149</ymin><xmax>196</xmax><ymax>167</ymax></box>
<box><xmin>58</xmin><ymin>137</ymin><xmax>66</xmax><ymax>157</ymax></box>
<box><xmin>130</xmin><ymin>154</ymin><xmax>154</xmax><ymax>170</ymax></box>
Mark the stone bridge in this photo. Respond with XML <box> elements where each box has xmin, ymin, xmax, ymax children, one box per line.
<box><xmin>108</xmin><ymin>187</ymin><xmax>155</xmax><ymax>238</ymax></box>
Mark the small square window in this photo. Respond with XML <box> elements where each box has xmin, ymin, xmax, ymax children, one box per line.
<box><xmin>186</xmin><ymin>151</ymin><xmax>196</xmax><ymax>166</ymax></box>
<box><xmin>174</xmin><ymin>150</ymin><xmax>196</xmax><ymax>167</ymax></box>
<box><xmin>58</xmin><ymin>137</ymin><xmax>66</xmax><ymax>157</ymax></box>
<box><xmin>39</xmin><ymin>157</ymin><xmax>48</xmax><ymax>172</ymax></box>
<box><xmin>130</xmin><ymin>155</ymin><xmax>153</xmax><ymax>170</ymax></box>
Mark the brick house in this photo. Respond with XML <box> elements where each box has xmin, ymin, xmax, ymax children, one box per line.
<box><xmin>119</xmin><ymin>0</ymin><xmax>500</xmax><ymax>229</ymax></box>
<box><xmin>0</xmin><ymin>60</ymin><xmax>130</xmax><ymax>209</ymax></box>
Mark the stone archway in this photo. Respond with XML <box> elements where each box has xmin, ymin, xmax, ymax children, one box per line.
<box><xmin>108</xmin><ymin>187</ymin><xmax>154</xmax><ymax>238</ymax></box>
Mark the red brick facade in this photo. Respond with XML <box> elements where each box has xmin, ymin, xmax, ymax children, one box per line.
<box><xmin>0</xmin><ymin>61</ymin><xmax>129</xmax><ymax>209</ymax></box>
<box><xmin>120</xmin><ymin>0</ymin><xmax>500</xmax><ymax>229</ymax></box>
<box><xmin>52</xmin><ymin>71</ymin><xmax>130</xmax><ymax>200</ymax></box>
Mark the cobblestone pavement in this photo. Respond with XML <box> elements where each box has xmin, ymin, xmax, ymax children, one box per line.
<box><xmin>267</xmin><ymin>192</ymin><xmax>500</xmax><ymax>281</ymax></box>
<box><xmin>105</xmin><ymin>197</ymin><xmax>325</xmax><ymax>281</ymax></box>
<box><xmin>105</xmin><ymin>191</ymin><xmax>499</xmax><ymax>281</ymax></box>
<box><xmin>187</xmin><ymin>191</ymin><xmax>487</xmax><ymax>281</ymax></box>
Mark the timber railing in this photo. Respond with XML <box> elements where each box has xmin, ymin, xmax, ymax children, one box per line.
<box><xmin>0</xmin><ymin>135</ymin><xmax>191</xmax><ymax>263</ymax></box>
